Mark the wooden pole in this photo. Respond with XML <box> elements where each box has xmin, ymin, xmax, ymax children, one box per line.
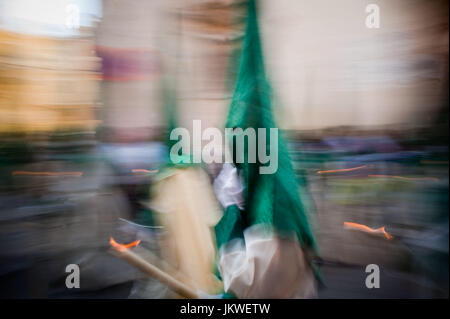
<box><xmin>110</xmin><ymin>247</ymin><xmax>199</xmax><ymax>299</ymax></box>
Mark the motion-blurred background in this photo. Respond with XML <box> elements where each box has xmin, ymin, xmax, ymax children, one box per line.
<box><xmin>0</xmin><ymin>0</ymin><xmax>448</xmax><ymax>298</ymax></box>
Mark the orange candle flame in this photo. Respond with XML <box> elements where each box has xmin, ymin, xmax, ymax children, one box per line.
<box><xmin>344</xmin><ymin>222</ymin><xmax>393</xmax><ymax>240</ymax></box>
<box><xmin>12</xmin><ymin>171</ymin><xmax>83</xmax><ymax>176</ymax></box>
<box><xmin>317</xmin><ymin>165</ymin><xmax>368</xmax><ymax>174</ymax></box>
<box><xmin>368</xmin><ymin>175</ymin><xmax>438</xmax><ymax>182</ymax></box>
<box><xmin>110</xmin><ymin>237</ymin><xmax>141</xmax><ymax>252</ymax></box>
<box><xmin>131</xmin><ymin>169</ymin><xmax>158</xmax><ymax>174</ymax></box>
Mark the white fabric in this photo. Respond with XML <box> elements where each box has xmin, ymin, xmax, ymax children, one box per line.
<box><xmin>218</xmin><ymin>226</ymin><xmax>317</xmax><ymax>299</ymax></box>
<box><xmin>218</xmin><ymin>226</ymin><xmax>277</xmax><ymax>297</ymax></box>
<box><xmin>213</xmin><ymin>163</ymin><xmax>245</xmax><ymax>210</ymax></box>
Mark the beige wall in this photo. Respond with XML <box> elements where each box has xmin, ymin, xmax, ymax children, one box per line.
<box><xmin>259</xmin><ymin>0</ymin><xmax>448</xmax><ymax>129</ymax></box>
<box><xmin>96</xmin><ymin>0</ymin><xmax>449</xmax><ymax>133</ymax></box>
